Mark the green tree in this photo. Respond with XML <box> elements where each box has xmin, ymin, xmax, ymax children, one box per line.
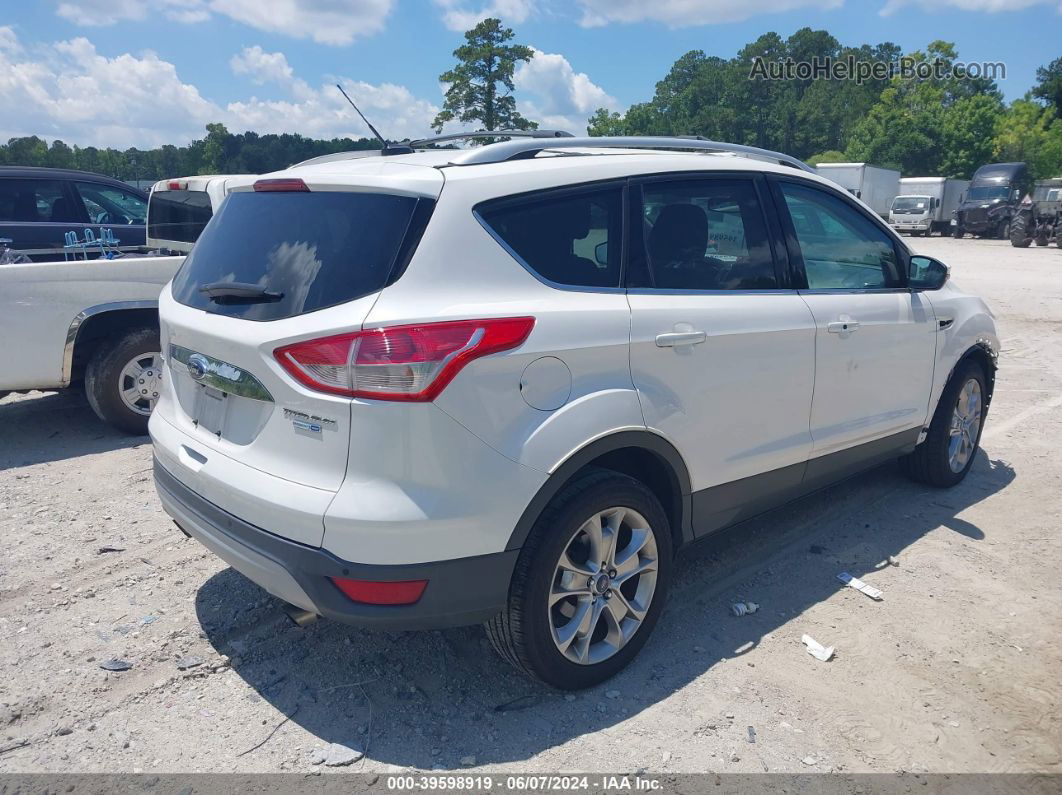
<box><xmin>1032</xmin><ymin>57</ymin><xmax>1062</xmax><ymax>111</ymax></box>
<box><xmin>994</xmin><ymin>99</ymin><xmax>1059</xmax><ymax>178</ymax></box>
<box><xmin>46</xmin><ymin>140</ymin><xmax>75</xmax><ymax>169</ymax></box>
<box><xmin>1038</xmin><ymin>119</ymin><xmax>1062</xmax><ymax>177</ymax></box>
<box><xmin>5</xmin><ymin>136</ymin><xmax>48</xmax><ymax>166</ymax></box>
<box><xmin>587</xmin><ymin>108</ymin><xmax>627</xmax><ymax>136</ymax></box>
<box><xmin>202</xmin><ymin>122</ymin><xmax>230</xmax><ymax>173</ymax></box>
<box><xmin>846</xmin><ymin>41</ymin><xmax>1004</xmax><ymax>177</ymax></box>
<box><xmin>807</xmin><ymin>150</ymin><xmax>847</xmax><ymax>166</ymax></box>
<box><xmin>589</xmin><ymin>30</ymin><xmax>899</xmax><ymax>160</ymax></box>
<box><xmin>432</xmin><ymin>18</ymin><xmax>536</xmax><ymax>134</ymax></box>
<box><xmin>939</xmin><ymin>94</ymin><xmax>1002</xmax><ymax>178</ymax></box>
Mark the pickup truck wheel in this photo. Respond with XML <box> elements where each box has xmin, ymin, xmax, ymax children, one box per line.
<box><xmin>85</xmin><ymin>326</ymin><xmax>162</xmax><ymax>435</ymax></box>
<box><xmin>485</xmin><ymin>469</ymin><xmax>672</xmax><ymax>690</ymax></box>
<box><xmin>902</xmin><ymin>361</ymin><xmax>987</xmax><ymax>488</ymax></box>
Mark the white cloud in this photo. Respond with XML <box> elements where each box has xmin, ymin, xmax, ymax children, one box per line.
<box><xmin>432</xmin><ymin>0</ymin><xmax>534</xmax><ymax>32</ymax></box>
<box><xmin>0</xmin><ymin>29</ymin><xmax>220</xmax><ymax>148</ymax></box>
<box><xmin>575</xmin><ymin>0</ymin><xmax>843</xmax><ymax>27</ymax></box>
<box><xmin>0</xmin><ymin>28</ymin><xmax>617</xmax><ymax>149</ymax></box>
<box><xmin>52</xmin><ymin>0</ymin><xmax>393</xmax><ymax>44</ymax></box>
<box><xmin>0</xmin><ymin>26</ymin><xmax>22</xmax><ymax>53</ymax></box>
<box><xmin>880</xmin><ymin>0</ymin><xmax>1061</xmax><ymax>12</ymax></box>
<box><xmin>55</xmin><ymin>0</ymin><xmax>210</xmax><ymax>25</ymax></box>
<box><xmin>0</xmin><ymin>29</ymin><xmax>436</xmax><ymax>148</ymax></box>
<box><xmin>514</xmin><ymin>49</ymin><xmax>619</xmax><ymax>135</ymax></box>
<box><xmin>226</xmin><ymin>78</ymin><xmax>439</xmax><ymax>141</ymax></box>
<box><xmin>230</xmin><ymin>45</ymin><xmax>295</xmax><ymax>85</ymax></box>
<box><xmin>210</xmin><ymin>0</ymin><xmax>393</xmax><ymax>45</ymax></box>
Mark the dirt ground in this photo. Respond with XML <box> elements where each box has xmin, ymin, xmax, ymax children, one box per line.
<box><xmin>1</xmin><ymin>236</ymin><xmax>1060</xmax><ymax>775</ymax></box>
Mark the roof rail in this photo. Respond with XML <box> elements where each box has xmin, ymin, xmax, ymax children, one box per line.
<box><xmin>407</xmin><ymin>129</ymin><xmax>574</xmax><ymax>147</ymax></box>
<box><xmin>445</xmin><ymin>136</ymin><xmax>814</xmax><ymax>172</ymax></box>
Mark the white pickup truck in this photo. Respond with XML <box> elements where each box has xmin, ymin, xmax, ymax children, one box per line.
<box><xmin>0</xmin><ymin>175</ymin><xmax>253</xmax><ymax>433</ymax></box>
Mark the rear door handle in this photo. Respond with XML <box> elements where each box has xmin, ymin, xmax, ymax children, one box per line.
<box><xmin>655</xmin><ymin>331</ymin><xmax>707</xmax><ymax>347</ymax></box>
<box><xmin>827</xmin><ymin>319</ymin><xmax>860</xmax><ymax>335</ymax></box>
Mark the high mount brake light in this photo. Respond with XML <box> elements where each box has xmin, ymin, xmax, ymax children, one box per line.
<box><xmin>253</xmin><ymin>178</ymin><xmax>310</xmax><ymax>192</ymax></box>
<box><xmin>274</xmin><ymin>317</ymin><xmax>535</xmax><ymax>402</ymax></box>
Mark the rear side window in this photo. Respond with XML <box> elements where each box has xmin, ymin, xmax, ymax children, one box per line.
<box><xmin>171</xmin><ymin>190</ymin><xmax>428</xmax><ymax>321</ymax></box>
<box><xmin>478</xmin><ymin>186</ymin><xmax>623</xmax><ymax>288</ymax></box>
<box><xmin>0</xmin><ymin>179</ymin><xmax>79</xmax><ymax>223</ymax></box>
<box><xmin>640</xmin><ymin>178</ymin><xmax>777</xmax><ymax>290</ymax></box>
<box><xmin>148</xmin><ymin>190</ymin><xmax>212</xmax><ymax>243</ymax></box>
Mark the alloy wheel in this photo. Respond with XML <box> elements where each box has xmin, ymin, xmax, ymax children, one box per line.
<box><xmin>548</xmin><ymin>507</ymin><xmax>659</xmax><ymax>665</ymax></box>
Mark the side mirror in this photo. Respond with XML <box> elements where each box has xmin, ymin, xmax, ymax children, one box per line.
<box><xmin>594</xmin><ymin>242</ymin><xmax>608</xmax><ymax>267</ymax></box>
<box><xmin>909</xmin><ymin>255</ymin><xmax>949</xmax><ymax>291</ymax></box>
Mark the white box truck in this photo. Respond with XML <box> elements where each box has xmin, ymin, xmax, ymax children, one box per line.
<box><xmin>814</xmin><ymin>163</ymin><xmax>901</xmax><ymax>219</ymax></box>
<box><xmin>889</xmin><ymin>177</ymin><xmax>970</xmax><ymax>237</ymax></box>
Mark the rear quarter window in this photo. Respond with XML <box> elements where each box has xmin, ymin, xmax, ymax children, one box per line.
<box><xmin>171</xmin><ymin>190</ymin><xmax>431</xmax><ymax>321</ymax></box>
<box><xmin>477</xmin><ymin>185</ymin><xmax>623</xmax><ymax>289</ymax></box>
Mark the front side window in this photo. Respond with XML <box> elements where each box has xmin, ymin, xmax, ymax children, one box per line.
<box><xmin>73</xmin><ymin>182</ymin><xmax>147</xmax><ymax>226</ymax></box>
<box><xmin>478</xmin><ymin>186</ymin><xmax>622</xmax><ymax>288</ymax></box>
<box><xmin>780</xmin><ymin>182</ymin><xmax>902</xmax><ymax>290</ymax></box>
<box><xmin>639</xmin><ymin>178</ymin><xmax>777</xmax><ymax>290</ymax></box>
<box><xmin>0</xmin><ymin>179</ymin><xmax>78</xmax><ymax>223</ymax></box>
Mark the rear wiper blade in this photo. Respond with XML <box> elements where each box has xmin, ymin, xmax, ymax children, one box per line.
<box><xmin>198</xmin><ymin>282</ymin><xmax>284</xmax><ymax>303</ymax></box>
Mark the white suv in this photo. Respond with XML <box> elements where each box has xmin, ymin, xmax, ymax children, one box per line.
<box><xmin>150</xmin><ymin>135</ymin><xmax>998</xmax><ymax>689</ymax></box>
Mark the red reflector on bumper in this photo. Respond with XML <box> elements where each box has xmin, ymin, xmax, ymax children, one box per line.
<box><xmin>330</xmin><ymin>577</ymin><xmax>428</xmax><ymax>605</ymax></box>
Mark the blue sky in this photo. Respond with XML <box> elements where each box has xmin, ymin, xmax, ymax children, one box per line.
<box><xmin>1</xmin><ymin>0</ymin><xmax>1059</xmax><ymax>149</ymax></box>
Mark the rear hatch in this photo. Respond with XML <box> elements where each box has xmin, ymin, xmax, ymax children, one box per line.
<box><xmin>154</xmin><ymin>170</ymin><xmax>440</xmax><ymax>544</ymax></box>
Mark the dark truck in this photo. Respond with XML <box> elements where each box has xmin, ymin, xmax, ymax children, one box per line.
<box><xmin>1010</xmin><ymin>178</ymin><xmax>1062</xmax><ymax>249</ymax></box>
<box><xmin>0</xmin><ymin>166</ymin><xmax>148</xmax><ymax>260</ymax></box>
<box><xmin>953</xmin><ymin>162</ymin><xmax>1030</xmax><ymax>239</ymax></box>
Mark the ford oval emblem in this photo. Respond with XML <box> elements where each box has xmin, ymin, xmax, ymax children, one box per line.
<box><xmin>187</xmin><ymin>354</ymin><xmax>209</xmax><ymax>381</ymax></box>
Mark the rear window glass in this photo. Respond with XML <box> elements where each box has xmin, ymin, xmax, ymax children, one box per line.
<box><xmin>149</xmin><ymin>190</ymin><xmax>212</xmax><ymax>244</ymax></box>
<box><xmin>171</xmin><ymin>190</ymin><xmax>424</xmax><ymax>321</ymax></box>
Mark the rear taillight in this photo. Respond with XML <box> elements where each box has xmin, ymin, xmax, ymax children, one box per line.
<box><xmin>274</xmin><ymin>317</ymin><xmax>535</xmax><ymax>402</ymax></box>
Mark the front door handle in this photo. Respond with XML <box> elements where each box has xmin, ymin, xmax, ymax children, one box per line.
<box><xmin>827</xmin><ymin>318</ymin><xmax>860</xmax><ymax>335</ymax></box>
<box><xmin>655</xmin><ymin>331</ymin><xmax>707</xmax><ymax>347</ymax></box>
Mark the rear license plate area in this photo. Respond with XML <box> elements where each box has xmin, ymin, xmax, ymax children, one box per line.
<box><xmin>194</xmin><ymin>385</ymin><xmax>228</xmax><ymax>436</ymax></box>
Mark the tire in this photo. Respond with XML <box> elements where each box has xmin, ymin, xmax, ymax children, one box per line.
<box><xmin>486</xmin><ymin>468</ymin><xmax>673</xmax><ymax>690</ymax></box>
<box><xmin>84</xmin><ymin>326</ymin><xmax>162</xmax><ymax>435</ymax></box>
<box><xmin>997</xmin><ymin>219</ymin><xmax>1010</xmax><ymax>240</ymax></box>
<box><xmin>953</xmin><ymin>224</ymin><xmax>964</xmax><ymax>239</ymax></box>
<box><xmin>1035</xmin><ymin>235</ymin><xmax>1049</xmax><ymax>247</ymax></box>
<box><xmin>901</xmin><ymin>360</ymin><xmax>988</xmax><ymax>488</ymax></box>
<box><xmin>1010</xmin><ymin>213</ymin><xmax>1032</xmax><ymax>248</ymax></box>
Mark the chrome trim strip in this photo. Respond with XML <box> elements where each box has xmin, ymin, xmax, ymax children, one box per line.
<box><xmin>169</xmin><ymin>345</ymin><xmax>274</xmax><ymax>403</ymax></box>
<box><xmin>62</xmin><ymin>300</ymin><xmax>158</xmax><ymax>386</ymax></box>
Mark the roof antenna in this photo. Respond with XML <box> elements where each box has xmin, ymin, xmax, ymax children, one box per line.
<box><xmin>335</xmin><ymin>84</ymin><xmax>413</xmax><ymax>156</ymax></box>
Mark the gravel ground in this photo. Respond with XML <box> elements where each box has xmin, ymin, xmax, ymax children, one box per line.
<box><xmin>0</xmin><ymin>236</ymin><xmax>1060</xmax><ymax>774</ymax></box>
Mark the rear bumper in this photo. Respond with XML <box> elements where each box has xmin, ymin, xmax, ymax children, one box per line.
<box><xmin>154</xmin><ymin>459</ymin><xmax>518</xmax><ymax>629</ymax></box>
